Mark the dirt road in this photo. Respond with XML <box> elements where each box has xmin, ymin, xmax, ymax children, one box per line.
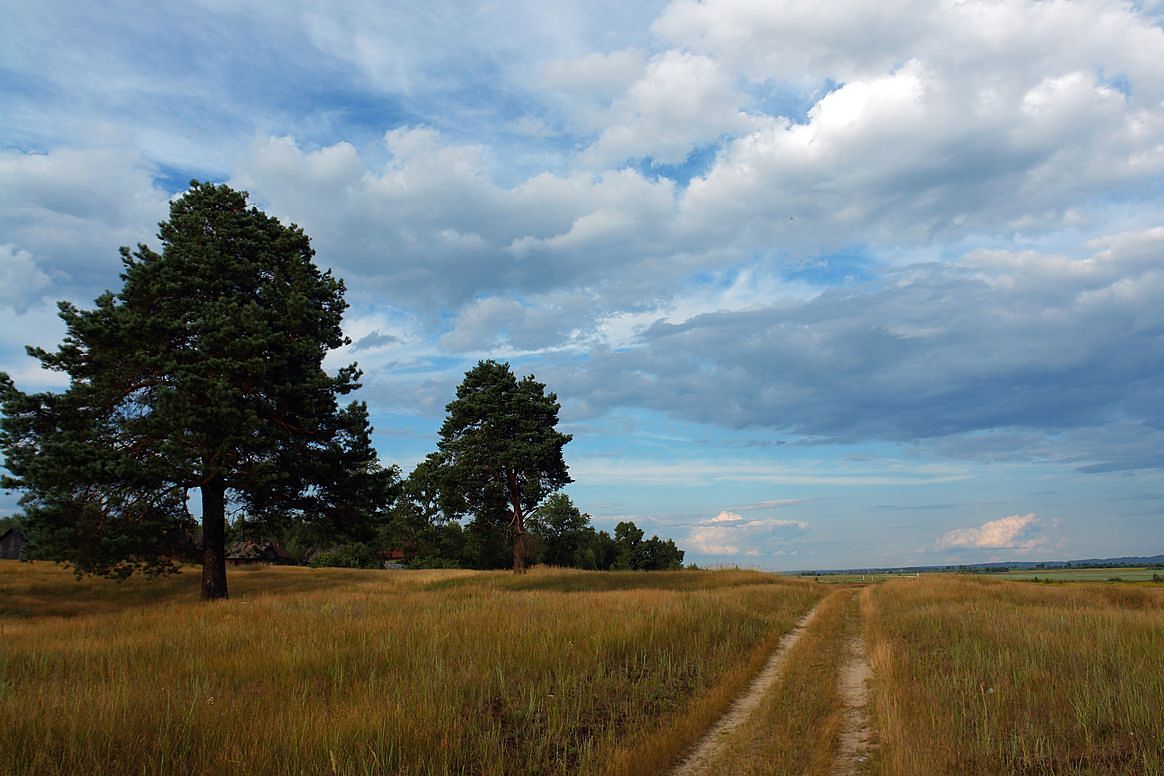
<box><xmin>670</xmin><ymin>588</ymin><xmax>875</xmax><ymax>776</ymax></box>
<box><xmin>832</xmin><ymin>627</ymin><xmax>874</xmax><ymax>775</ymax></box>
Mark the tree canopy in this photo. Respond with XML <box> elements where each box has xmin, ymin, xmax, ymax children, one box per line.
<box><xmin>0</xmin><ymin>181</ymin><xmax>393</xmax><ymax>599</ymax></box>
<box><xmin>610</xmin><ymin>521</ymin><xmax>685</xmax><ymax>571</ymax></box>
<box><xmin>528</xmin><ymin>493</ymin><xmax>591</xmax><ymax>568</ymax></box>
<box><xmin>435</xmin><ymin>360</ymin><xmax>571</xmax><ymax>573</ymax></box>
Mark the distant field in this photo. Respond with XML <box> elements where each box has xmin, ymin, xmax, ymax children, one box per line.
<box><xmin>2</xmin><ymin>562</ymin><xmax>1160</xmax><ymax>774</ymax></box>
<box><xmin>800</xmin><ymin>567</ymin><xmax>1164</xmax><ymax>583</ymax></box>
<box><xmin>996</xmin><ymin>566</ymin><xmax>1162</xmax><ymax>581</ymax></box>
<box><xmin>799</xmin><ymin>573</ymin><xmax>907</xmax><ymax>584</ymax></box>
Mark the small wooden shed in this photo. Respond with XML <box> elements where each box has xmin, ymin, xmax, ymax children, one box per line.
<box><xmin>0</xmin><ymin>527</ymin><xmax>27</xmax><ymax>560</ymax></box>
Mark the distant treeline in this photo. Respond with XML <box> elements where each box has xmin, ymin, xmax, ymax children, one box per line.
<box><xmin>230</xmin><ymin>492</ymin><xmax>684</xmax><ymax>572</ymax></box>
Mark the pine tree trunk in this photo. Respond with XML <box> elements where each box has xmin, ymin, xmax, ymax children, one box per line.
<box><xmin>512</xmin><ymin>526</ymin><xmax>527</xmax><ymax>574</ymax></box>
<box><xmin>201</xmin><ymin>474</ymin><xmax>229</xmax><ymax>600</ymax></box>
<box><xmin>507</xmin><ymin>471</ymin><xmax>527</xmax><ymax>575</ymax></box>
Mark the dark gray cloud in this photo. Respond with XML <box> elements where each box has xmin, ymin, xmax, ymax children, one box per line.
<box><xmin>350</xmin><ymin>329</ymin><xmax>400</xmax><ymax>351</ymax></box>
<box><xmin>539</xmin><ymin>231</ymin><xmax>1164</xmax><ymax>469</ymax></box>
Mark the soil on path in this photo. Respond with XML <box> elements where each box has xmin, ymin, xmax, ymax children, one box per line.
<box><xmin>831</xmin><ymin>627</ymin><xmax>874</xmax><ymax>775</ymax></box>
<box><xmin>670</xmin><ymin>602</ymin><xmax>823</xmax><ymax>776</ymax></box>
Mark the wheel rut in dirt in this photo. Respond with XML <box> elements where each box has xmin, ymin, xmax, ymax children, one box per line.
<box><xmin>670</xmin><ymin>601</ymin><xmax>823</xmax><ymax>776</ymax></box>
<box><xmin>831</xmin><ymin>621</ymin><xmax>874</xmax><ymax>775</ymax></box>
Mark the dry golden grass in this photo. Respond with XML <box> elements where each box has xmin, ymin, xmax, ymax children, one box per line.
<box><xmin>863</xmin><ymin>576</ymin><xmax>1164</xmax><ymax>775</ymax></box>
<box><xmin>10</xmin><ymin>563</ymin><xmax>1155</xmax><ymax>775</ymax></box>
<box><xmin>0</xmin><ymin>561</ymin><xmax>821</xmax><ymax>775</ymax></box>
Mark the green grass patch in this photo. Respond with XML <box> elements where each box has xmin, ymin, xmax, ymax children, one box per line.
<box><xmin>999</xmin><ymin>566</ymin><xmax>1162</xmax><ymax>582</ymax></box>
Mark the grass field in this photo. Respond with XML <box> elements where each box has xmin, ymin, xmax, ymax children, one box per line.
<box><xmin>798</xmin><ymin>573</ymin><xmax>908</xmax><ymax>584</ymax></box>
<box><xmin>2</xmin><ymin>562</ymin><xmax>1161</xmax><ymax>775</ymax></box>
<box><xmin>995</xmin><ymin>566</ymin><xmax>1163</xmax><ymax>582</ymax></box>
<box><xmin>864</xmin><ymin>576</ymin><xmax>1164</xmax><ymax>774</ymax></box>
<box><xmin>0</xmin><ymin>561</ymin><xmax>821</xmax><ymax>775</ymax></box>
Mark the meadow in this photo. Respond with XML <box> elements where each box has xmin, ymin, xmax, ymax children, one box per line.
<box><xmin>865</xmin><ymin>576</ymin><xmax>1164</xmax><ymax>774</ymax></box>
<box><xmin>2</xmin><ymin>562</ymin><xmax>1161</xmax><ymax>775</ymax></box>
<box><xmin>0</xmin><ymin>562</ymin><xmax>821</xmax><ymax>775</ymax></box>
<box><xmin>996</xmin><ymin>566</ymin><xmax>1162</xmax><ymax>582</ymax></box>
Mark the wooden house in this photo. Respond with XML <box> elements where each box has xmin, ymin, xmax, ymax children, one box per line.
<box><xmin>0</xmin><ymin>527</ymin><xmax>27</xmax><ymax>560</ymax></box>
<box><xmin>224</xmin><ymin>540</ymin><xmax>294</xmax><ymax>566</ymax></box>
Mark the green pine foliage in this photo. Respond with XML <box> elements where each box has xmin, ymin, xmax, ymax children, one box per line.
<box><xmin>435</xmin><ymin>360</ymin><xmax>572</xmax><ymax>573</ymax></box>
<box><xmin>0</xmin><ymin>182</ymin><xmax>394</xmax><ymax>598</ymax></box>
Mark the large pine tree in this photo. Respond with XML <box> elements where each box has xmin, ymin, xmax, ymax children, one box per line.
<box><xmin>0</xmin><ymin>182</ymin><xmax>392</xmax><ymax>599</ymax></box>
<box><xmin>436</xmin><ymin>360</ymin><xmax>571</xmax><ymax>573</ymax></box>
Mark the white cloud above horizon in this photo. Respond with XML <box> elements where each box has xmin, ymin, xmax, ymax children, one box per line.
<box><xmin>937</xmin><ymin>513</ymin><xmax>1046</xmax><ymax>553</ymax></box>
<box><xmin>686</xmin><ymin>510</ymin><xmax>810</xmax><ymax>556</ymax></box>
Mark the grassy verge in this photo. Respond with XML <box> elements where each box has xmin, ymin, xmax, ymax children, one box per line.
<box><xmin>0</xmin><ymin>561</ymin><xmax>821</xmax><ymax>775</ymax></box>
<box><xmin>864</xmin><ymin>576</ymin><xmax>1164</xmax><ymax>774</ymax></box>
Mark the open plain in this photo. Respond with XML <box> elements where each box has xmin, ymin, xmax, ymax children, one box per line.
<box><xmin>1</xmin><ymin>562</ymin><xmax>1160</xmax><ymax>774</ymax></box>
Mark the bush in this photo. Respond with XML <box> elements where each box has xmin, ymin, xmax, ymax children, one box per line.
<box><xmin>307</xmin><ymin>544</ymin><xmax>380</xmax><ymax>569</ymax></box>
<box><xmin>407</xmin><ymin>556</ymin><xmax>462</xmax><ymax>570</ymax></box>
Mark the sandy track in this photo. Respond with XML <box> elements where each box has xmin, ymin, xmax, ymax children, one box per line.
<box><xmin>670</xmin><ymin>602</ymin><xmax>823</xmax><ymax>776</ymax></box>
<box><xmin>831</xmin><ymin>629</ymin><xmax>874</xmax><ymax>775</ymax></box>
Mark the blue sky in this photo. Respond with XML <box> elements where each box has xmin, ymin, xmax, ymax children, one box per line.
<box><xmin>3</xmin><ymin>0</ymin><xmax>1164</xmax><ymax>569</ymax></box>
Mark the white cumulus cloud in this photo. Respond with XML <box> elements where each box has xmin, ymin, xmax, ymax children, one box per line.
<box><xmin>937</xmin><ymin>513</ymin><xmax>1043</xmax><ymax>551</ymax></box>
<box><xmin>0</xmin><ymin>245</ymin><xmax>52</xmax><ymax>310</ymax></box>
<box><xmin>584</xmin><ymin>49</ymin><xmax>761</xmax><ymax>166</ymax></box>
<box><xmin>686</xmin><ymin>510</ymin><xmax>809</xmax><ymax>556</ymax></box>
<box><xmin>709</xmin><ymin>510</ymin><xmax>744</xmax><ymax>523</ymax></box>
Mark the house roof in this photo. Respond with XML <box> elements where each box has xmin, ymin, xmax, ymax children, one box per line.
<box><xmin>225</xmin><ymin>540</ymin><xmax>292</xmax><ymax>561</ymax></box>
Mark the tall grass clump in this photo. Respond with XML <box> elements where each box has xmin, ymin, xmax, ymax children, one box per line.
<box><xmin>0</xmin><ymin>562</ymin><xmax>820</xmax><ymax>775</ymax></box>
<box><xmin>864</xmin><ymin>576</ymin><xmax>1164</xmax><ymax>774</ymax></box>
